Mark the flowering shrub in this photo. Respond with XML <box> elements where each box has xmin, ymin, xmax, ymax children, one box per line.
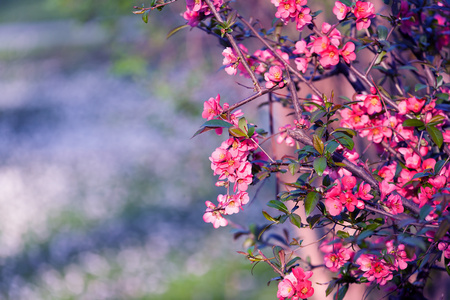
<box><xmin>134</xmin><ymin>0</ymin><xmax>450</xmax><ymax>299</ymax></box>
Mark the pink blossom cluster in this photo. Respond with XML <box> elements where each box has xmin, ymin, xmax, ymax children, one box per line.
<box><xmin>277</xmin><ymin>267</ymin><xmax>314</xmax><ymax>300</ymax></box>
<box><xmin>320</xmin><ymin>239</ymin><xmax>354</xmax><ymax>272</ymax></box>
<box><xmin>201</xmin><ymin>94</ymin><xmax>263</xmax><ymax>228</ymax></box>
<box><xmin>222</xmin><ymin>44</ymin><xmax>290</xmax><ymax>88</ymax></box>
<box><xmin>183</xmin><ymin>0</ymin><xmax>223</xmax><ymax>27</ymax></box>
<box><xmin>324</xmin><ymin>176</ymin><xmax>370</xmax><ymax>216</ymax></box>
<box><xmin>356</xmin><ymin>240</ymin><xmax>414</xmax><ymax>285</ymax></box>
<box><xmin>332</xmin><ymin>1</ymin><xmax>376</xmax><ymax>30</ymax></box>
<box><xmin>292</xmin><ymin>22</ymin><xmax>356</xmax><ymax>71</ymax></box>
<box><xmin>340</xmin><ymin>93</ymin><xmax>450</xmax><ymax>216</ymax></box>
<box><xmin>270</xmin><ymin>0</ymin><xmax>312</xmax><ymax>31</ymax></box>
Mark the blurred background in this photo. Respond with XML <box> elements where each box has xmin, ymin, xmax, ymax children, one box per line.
<box><xmin>0</xmin><ymin>0</ymin><xmax>282</xmax><ymax>299</ymax></box>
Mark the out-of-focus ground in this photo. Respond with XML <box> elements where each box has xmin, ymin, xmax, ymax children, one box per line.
<box><xmin>0</xmin><ymin>0</ymin><xmax>279</xmax><ymax>299</ymax></box>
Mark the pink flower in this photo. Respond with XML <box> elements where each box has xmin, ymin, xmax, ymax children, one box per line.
<box><xmin>264</xmin><ymin>65</ymin><xmax>284</xmax><ymax>88</ymax></box>
<box><xmin>406</xmin><ymin>96</ymin><xmax>425</xmax><ymax>113</ymax></box>
<box><xmin>321</xmin><ymin>22</ymin><xmax>342</xmax><ymax>47</ymax></box>
<box><xmin>358</xmin><ymin>183</ymin><xmax>373</xmax><ymax>200</ymax></box>
<box><xmin>319</xmin><ymin>45</ymin><xmax>340</xmax><ymax>68</ymax></box>
<box><xmin>354</xmin><ymin>1</ymin><xmax>376</xmax><ymax>30</ymax></box>
<box><xmin>342</xmin><ymin>176</ymin><xmax>356</xmax><ymax>190</ymax></box>
<box><xmin>203</xmin><ymin>201</ymin><xmax>228</xmax><ymax>228</ymax></box>
<box><xmin>313</xmin><ymin>36</ymin><xmax>330</xmax><ymax>55</ymax></box>
<box><xmin>294</xmin><ymin>57</ymin><xmax>309</xmax><ymax>73</ymax></box>
<box><xmin>277</xmin><ymin>279</ymin><xmax>295</xmax><ymax>299</ymax></box>
<box><xmin>340</xmin><ymin>42</ymin><xmax>356</xmax><ymax>64</ymax></box>
<box><xmin>277</xmin><ymin>124</ymin><xmax>296</xmax><ymax>146</ymax></box>
<box><xmin>186</xmin><ymin>0</ymin><xmax>202</xmax><ymax>12</ymax></box>
<box><xmin>398</xmin><ymin>147</ymin><xmax>421</xmax><ymax>169</ymax></box>
<box><xmin>380</xmin><ymin>180</ymin><xmax>396</xmax><ymax>200</ymax></box>
<box><xmin>295</xmin><ymin>280</ymin><xmax>314</xmax><ymax>299</ymax></box>
<box><xmin>295</xmin><ymin>7</ymin><xmax>312</xmax><ymax>31</ymax></box>
<box><xmin>333</xmin><ymin>1</ymin><xmax>350</xmax><ymax>20</ymax></box>
<box><xmin>364</xmin><ymin>95</ymin><xmax>382</xmax><ymax>115</ymax></box>
<box><xmin>386</xmin><ymin>194</ymin><xmax>404</xmax><ymax>214</ymax></box>
<box><xmin>275</xmin><ymin>0</ymin><xmax>297</xmax><ymax>20</ymax></box>
<box><xmin>326</xmin><ymin>197</ymin><xmax>343</xmax><ymax>216</ymax></box>
<box><xmin>183</xmin><ymin>9</ymin><xmax>201</xmax><ymax>27</ymax></box>
<box><xmin>202</xmin><ymin>94</ymin><xmax>223</xmax><ymax>120</ymax></box>
<box><xmin>340</xmin><ymin>191</ymin><xmax>358</xmax><ymax>212</ymax></box>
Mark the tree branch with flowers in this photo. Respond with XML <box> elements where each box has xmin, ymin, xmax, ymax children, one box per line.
<box><xmin>136</xmin><ymin>0</ymin><xmax>450</xmax><ymax>299</ymax></box>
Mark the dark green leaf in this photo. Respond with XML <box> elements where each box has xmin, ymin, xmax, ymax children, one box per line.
<box><xmin>289</xmin><ymin>214</ymin><xmax>302</xmax><ymax>228</ymax></box>
<box><xmin>273</xmin><ymin>246</ymin><xmax>284</xmax><ymax>265</ymax></box>
<box><xmin>426</xmin><ymin>125</ymin><xmax>443</xmax><ymax>148</ymax></box>
<box><xmin>435</xmin><ymin>219</ymin><xmax>450</xmax><ymax>241</ymax></box>
<box><xmin>325</xmin><ymin>140</ymin><xmax>340</xmax><ymax>155</ymax></box>
<box><xmin>267</xmin><ymin>200</ymin><xmax>289</xmax><ymax>213</ymax></box>
<box><xmin>307</xmin><ymin>214</ymin><xmax>321</xmax><ymax>229</ymax></box>
<box><xmin>357</xmin><ymin>230</ymin><xmax>374</xmax><ymax>241</ymax></box>
<box><xmin>336</xmin><ymin>284</ymin><xmax>349</xmax><ymax>300</ymax></box>
<box><xmin>377</xmin><ymin>25</ymin><xmax>388</xmax><ymax>40</ymax></box>
<box><xmin>304</xmin><ymin>191</ymin><xmax>320</xmax><ymax>216</ymax></box>
<box><xmin>313</xmin><ymin>157</ymin><xmax>327</xmax><ymax>176</ymax></box>
<box><xmin>402</xmin><ymin>119</ymin><xmax>425</xmax><ymax>127</ymax></box>
<box><xmin>325</xmin><ymin>279</ymin><xmax>337</xmax><ymax>296</ymax></box>
<box><xmin>398</xmin><ymin>236</ymin><xmax>427</xmax><ymax>251</ymax></box>
<box><xmin>435</xmin><ymin>160</ymin><xmax>446</xmax><ymax>175</ymax></box>
<box><xmin>419</xmin><ymin>205</ymin><xmax>433</xmax><ymax>220</ymax></box>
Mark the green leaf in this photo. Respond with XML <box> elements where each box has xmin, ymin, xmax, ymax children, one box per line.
<box><xmin>326</xmin><ymin>279</ymin><xmax>337</xmax><ymax>296</ymax></box>
<box><xmin>333</xmin><ymin>132</ymin><xmax>354</xmax><ymax>150</ymax></box>
<box><xmin>336</xmin><ymin>284</ymin><xmax>349</xmax><ymax>300</ymax></box>
<box><xmin>435</xmin><ymin>160</ymin><xmax>446</xmax><ymax>174</ymax></box>
<box><xmin>166</xmin><ymin>24</ymin><xmax>190</xmax><ymax>39</ymax></box>
<box><xmin>247</xmin><ymin>126</ymin><xmax>255</xmax><ymax>138</ymax></box>
<box><xmin>415</xmin><ymin>83</ymin><xmax>427</xmax><ymax>92</ymax></box>
<box><xmin>313</xmin><ymin>134</ymin><xmax>324</xmax><ymax>154</ymax></box>
<box><xmin>377</xmin><ymin>25</ymin><xmax>388</xmax><ymax>40</ymax></box>
<box><xmin>419</xmin><ymin>205</ymin><xmax>433</xmax><ymax>220</ymax></box>
<box><xmin>357</xmin><ymin>230</ymin><xmax>374</xmax><ymax>241</ymax></box>
<box><xmin>325</xmin><ymin>140</ymin><xmax>340</xmax><ymax>154</ymax></box>
<box><xmin>402</xmin><ymin>119</ymin><xmax>425</xmax><ymax>127</ymax></box>
<box><xmin>446</xmin><ymin>257</ymin><xmax>450</xmax><ymax>276</ymax></box>
<box><xmin>399</xmin><ymin>65</ymin><xmax>418</xmax><ymax>72</ymax></box>
<box><xmin>426</xmin><ymin>125</ymin><xmax>443</xmax><ymax>148</ymax></box>
<box><xmin>434</xmin><ymin>219</ymin><xmax>450</xmax><ymax>241</ymax></box>
<box><xmin>288</xmin><ymin>163</ymin><xmax>299</xmax><ymax>176</ymax></box>
<box><xmin>273</xmin><ymin>246</ymin><xmax>284</xmax><ymax>265</ymax></box>
<box><xmin>142</xmin><ymin>11</ymin><xmax>149</xmax><ymax>23</ymax></box>
<box><xmin>306</xmin><ymin>214</ymin><xmax>321</xmax><ymax>229</ymax></box>
<box><xmin>238</xmin><ymin>117</ymin><xmax>248</xmax><ymax>133</ymax></box>
<box><xmin>304</xmin><ymin>191</ymin><xmax>320</xmax><ymax>216</ymax></box>
<box><xmin>311</xmin><ymin>110</ymin><xmax>326</xmax><ymax>123</ymax></box>
<box><xmin>337</xmin><ymin>230</ymin><xmax>350</xmax><ymax>239</ymax></box>
<box><xmin>262</xmin><ymin>211</ymin><xmax>276</xmax><ymax>222</ymax></box>
<box><xmin>229</xmin><ymin>127</ymin><xmax>247</xmax><ymax>137</ymax></box>
<box><xmin>398</xmin><ymin>235</ymin><xmax>427</xmax><ymax>251</ymax></box>
<box><xmin>267</xmin><ymin>200</ymin><xmax>289</xmax><ymax>213</ymax></box>
<box><xmin>289</xmin><ymin>213</ymin><xmax>302</xmax><ymax>228</ymax></box>
<box><xmin>313</xmin><ymin>157</ymin><xmax>327</xmax><ymax>176</ymax></box>
<box><xmin>333</xmin><ymin>127</ymin><xmax>357</xmax><ymax>137</ymax></box>
<box><xmin>192</xmin><ymin>119</ymin><xmax>233</xmax><ymax>138</ymax></box>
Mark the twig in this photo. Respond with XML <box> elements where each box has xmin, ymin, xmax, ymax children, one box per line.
<box><xmin>204</xmin><ymin>0</ymin><xmax>262</xmax><ymax>91</ymax></box>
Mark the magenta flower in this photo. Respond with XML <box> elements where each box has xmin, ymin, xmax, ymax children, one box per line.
<box><xmin>203</xmin><ymin>201</ymin><xmax>228</xmax><ymax>228</ymax></box>
<box><xmin>295</xmin><ymin>7</ymin><xmax>312</xmax><ymax>31</ymax></box>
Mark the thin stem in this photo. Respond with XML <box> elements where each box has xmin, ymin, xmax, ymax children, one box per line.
<box><xmin>204</xmin><ymin>0</ymin><xmax>262</xmax><ymax>91</ymax></box>
<box><xmin>238</xmin><ymin>16</ymin><xmax>323</xmax><ymax>98</ymax></box>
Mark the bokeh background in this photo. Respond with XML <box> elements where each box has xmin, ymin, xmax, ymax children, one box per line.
<box><xmin>0</xmin><ymin>0</ymin><xmax>283</xmax><ymax>299</ymax></box>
